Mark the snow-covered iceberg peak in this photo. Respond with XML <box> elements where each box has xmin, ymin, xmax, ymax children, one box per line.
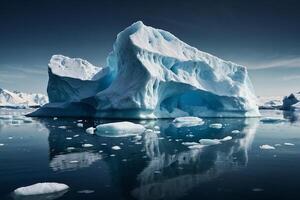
<box><xmin>47</xmin><ymin>55</ymin><xmax>112</xmax><ymax>103</ymax></box>
<box><xmin>49</xmin><ymin>55</ymin><xmax>102</xmax><ymax>81</ymax></box>
<box><xmin>95</xmin><ymin>21</ymin><xmax>260</xmax><ymax>118</ymax></box>
<box><xmin>30</xmin><ymin>21</ymin><xmax>260</xmax><ymax>118</ymax></box>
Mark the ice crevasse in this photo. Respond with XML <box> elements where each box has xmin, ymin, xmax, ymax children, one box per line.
<box><xmin>29</xmin><ymin>21</ymin><xmax>260</xmax><ymax>118</ymax></box>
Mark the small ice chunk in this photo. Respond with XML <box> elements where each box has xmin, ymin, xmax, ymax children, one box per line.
<box><xmin>284</xmin><ymin>142</ymin><xmax>295</xmax><ymax>146</ymax></box>
<box><xmin>66</xmin><ymin>147</ymin><xmax>75</xmax><ymax>150</ymax></box>
<box><xmin>85</xmin><ymin>127</ymin><xmax>95</xmax><ymax>135</ymax></box>
<box><xmin>82</xmin><ymin>144</ymin><xmax>93</xmax><ymax>148</ymax></box>
<box><xmin>231</xmin><ymin>130</ymin><xmax>240</xmax><ymax>134</ymax></box>
<box><xmin>209</xmin><ymin>123</ymin><xmax>223</xmax><ymax>129</ymax></box>
<box><xmin>260</xmin><ymin>144</ymin><xmax>275</xmax><ymax>150</ymax></box>
<box><xmin>69</xmin><ymin>160</ymin><xmax>79</xmax><ymax>164</ymax></box>
<box><xmin>220</xmin><ymin>136</ymin><xmax>232</xmax><ymax>142</ymax></box>
<box><xmin>154</xmin><ymin>125</ymin><xmax>160</xmax><ymax>130</ymax></box>
<box><xmin>77</xmin><ymin>123</ymin><xmax>83</xmax><ymax>127</ymax></box>
<box><xmin>0</xmin><ymin>143</ymin><xmax>4</xmax><ymax>146</ymax></box>
<box><xmin>13</xmin><ymin>182</ymin><xmax>69</xmax><ymax>196</ymax></box>
<box><xmin>199</xmin><ymin>139</ymin><xmax>221</xmax><ymax>146</ymax></box>
<box><xmin>73</xmin><ymin>134</ymin><xmax>79</xmax><ymax>137</ymax></box>
<box><xmin>58</xmin><ymin>126</ymin><xmax>67</xmax><ymax>129</ymax></box>
<box><xmin>173</xmin><ymin>116</ymin><xmax>204</xmax><ymax>128</ymax></box>
<box><xmin>111</xmin><ymin>145</ymin><xmax>121</xmax><ymax>150</ymax></box>
<box><xmin>77</xmin><ymin>190</ymin><xmax>94</xmax><ymax>194</ymax></box>
<box><xmin>23</xmin><ymin>118</ymin><xmax>33</xmax><ymax>123</ymax></box>
<box><xmin>53</xmin><ymin>117</ymin><xmax>58</xmax><ymax>120</ymax></box>
<box><xmin>8</xmin><ymin>137</ymin><xmax>13</xmax><ymax>140</ymax></box>
<box><xmin>96</xmin><ymin>121</ymin><xmax>145</xmax><ymax>137</ymax></box>
<box><xmin>0</xmin><ymin>115</ymin><xmax>12</xmax><ymax>120</ymax></box>
<box><xmin>182</xmin><ymin>142</ymin><xmax>199</xmax><ymax>146</ymax></box>
<box><xmin>275</xmin><ymin>144</ymin><xmax>282</xmax><ymax>147</ymax></box>
<box><xmin>66</xmin><ymin>137</ymin><xmax>72</xmax><ymax>140</ymax></box>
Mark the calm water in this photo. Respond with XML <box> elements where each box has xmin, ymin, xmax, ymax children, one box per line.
<box><xmin>0</xmin><ymin>109</ymin><xmax>300</xmax><ymax>200</ymax></box>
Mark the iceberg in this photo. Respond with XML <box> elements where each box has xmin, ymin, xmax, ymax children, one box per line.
<box><xmin>29</xmin><ymin>21</ymin><xmax>260</xmax><ymax>118</ymax></box>
<box><xmin>282</xmin><ymin>93</ymin><xmax>300</xmax><ymax>110</ymax></box>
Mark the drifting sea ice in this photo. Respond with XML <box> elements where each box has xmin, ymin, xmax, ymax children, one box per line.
<box><xmin>82</xmin><ymin>144</ymin><xmax>94</xmax><ymax>148</ymax></box>
<box><xmin>111</xmin><ymin>145</ymin><xmax>121</xmax><ymax>150</ymax></box>
<box><xmin>284</xmin><ymin>142</ymin><xmax>295</xmax><ymax>146</ymax></box>
<box><xmin>13</xmin><ymin>182</ymin><xmax>69</xmax><ymax>196</ymax></box>
<box><xmin>260</xmin><ymin>144</ymin><xmax>276</xmax><ymax>150</ymax></box>
<box><xmin>172</xmin><ymin>116</ymin><xmax>204</xmax><ymax>128</ymax></box>
<box><xmin>199</xmin><ymin>139</ymin><xmax>221</xmax><ymax>146</ymax></box>
<box><xmin>85</xmin><ymin>127</ymin><xmax>95</xmax><ymax>134</ymax></box>
<box><xmin>209</xmin><ymin>123</ymin><xmax>223</xmax><ymax>129</ymax></box>
<box><xmin>77</xmin><ymin>123</ymin><xmax>84</xmax><ymax>127</ymax></box>
<box><xmin>260</xmin><ymin>117</ymin><xmax>286</xmax><ymax>123</ymax></box>
<box><xmin>95</xmin><ymin>121</ymin><xmax>145</xmax><ymax>137</ymax></box>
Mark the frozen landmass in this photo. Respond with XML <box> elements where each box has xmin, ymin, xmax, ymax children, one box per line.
<box><xmin>29</xmin><ymin>21</ymin><xmax>260</xmax><ymax>118</ymax></box>
<box><xmin>282</xmin><ymin>92</ymin><xmax>300</xmax><ymax>110</ymax></box>
<box><xmin>95</xmin><ymin>121</ymin><xmax>145</xmax><ymax>137</ymax></box>
<box><xmin>258</xmin><ymin>96</ymin><xmax>282</xmax><ymax>110</ymax></box>
<box><xmin>172</xmin><ymin>116</ymin><xmax>204</xmax><ymax>127</ymax></box>
<box><xmin>0</xmin><ymin>88</ymin><xmax>48</xmax><ymax>108</ymax></box>
<box><xmin>14</xmin><ymin>182</ymin><xmax>69</xmax><ymax>196</ymax></box>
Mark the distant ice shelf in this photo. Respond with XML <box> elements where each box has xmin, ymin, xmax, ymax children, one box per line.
<box><xmin>29</xmin><ymin>21</ymin><xmax>260</xmax><ymax>118</ymax></box>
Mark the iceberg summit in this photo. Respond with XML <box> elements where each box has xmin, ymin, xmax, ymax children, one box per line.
<box><xmin>29</xmin><ymin>21</ymin><xmax>260</xmax><ymax>118</ymax></box>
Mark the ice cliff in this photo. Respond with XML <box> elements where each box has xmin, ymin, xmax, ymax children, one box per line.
<box><xmin>29</xmin><ymin>21</ymin><xmax>260</xmax><ymax>118</ymax></box>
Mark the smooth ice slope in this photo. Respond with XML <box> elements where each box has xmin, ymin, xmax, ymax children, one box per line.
<box><xmin>30</xmin><ymin>21</ymin><xmax>260</xmax><ymax>118</ymax></box>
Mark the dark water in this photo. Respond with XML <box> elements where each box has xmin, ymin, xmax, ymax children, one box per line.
<box><xmin>0</xmin><ymin>109</ymin><xmax>300</xmax><ymax>200</ymax></box>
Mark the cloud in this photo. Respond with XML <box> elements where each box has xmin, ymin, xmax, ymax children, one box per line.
<box><xmin>251</xmin><ymin>56</ymin><xmax>300</xmax><ymax>69</ymax></box>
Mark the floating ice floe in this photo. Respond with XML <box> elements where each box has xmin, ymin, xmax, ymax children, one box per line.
<box><xmin>95</xmin><ymin>121</ymin><xmax>145</xmax><ymax>137</ymax></box>
<box><xmin>259</xmin><ymin>144</ymin><xmax>275</xmax><ymax>150</ymax></box>
<box><xmin>0</xmin><ymin>143</ymin><xmax>4</xmax><ymax>146</ymax></box>
<box><xmin>85</xmin><ymin>127</ymin><xmax>95</xmax><ymax>135</ymax></box>
<box><xmin>199</xmin><ymin>139</ymin><xmax>221</xmax><ymax>146</ymax></box>
<box><xmin>220</xmin><ymin>136</ymin><xmax>233</xmax><ymax>142</ymax></box>
<box><xmin>58</xmin><ymin>126</ymin><xmax>67</xmax><ymax>129</ymax></box>
<box><xmin>82</xmin><ymin>144</ymin><xmax>94</xmax><ymax>148</ymax></box>
<box><xmin>182</xmin><ymin>142</ymin><xmax>199</xmax><ymax>146</ymax></box>
<box><xmin>111</xmin><ymin>145</ymin><xmax>121</xmax><ymax>150</ymax></box>
<box><xmin>209</xmin><ymin>123</ymin><xmax>223</xmax><ymax>129</ymax></box>
<box><xmin>0</xmin><ymin>115</ymin><xmax>12</xmax><ymax>120</ymax></box>
<box><xmin>172</xmin><ymin>116</ymin><xmax>204</xmax><ymax>128</ymax></box>
<box><xmin>13</xmin><ymin>182</ymin><xmax>69</xmax><ymax>196</ymax></box>
<box><xmin>284</xmin><ymin>142</ymin><xmax>295</xmax><ymax>146</ymax></box>
<box><xmin>77</xmin><ymin>123</ymin><xmax>83</xmax><ymax>127</ymax></box>
<box><xmin>231</xmin><ymin>130</ymin><xmax>240</xmax><ymax>134</ymax></box>
<box><xmin>260</xmin><ymin>117</ymin><xmax>286</xmax><ymax>123</ymax></box>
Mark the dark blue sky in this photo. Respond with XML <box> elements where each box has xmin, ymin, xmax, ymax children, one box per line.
<box><xmin>0</xmin><ymin>0</ymin><xmax>300</xmax><ymax>96</ymax></box>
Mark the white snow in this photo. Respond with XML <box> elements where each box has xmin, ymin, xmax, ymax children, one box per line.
<box><xmin>111</xmin><ymin>145</ymin><xmax>121</xmax><ymax>150</ymax></box>
<box><xmin>13</xmin><ymin>182</ymin><xmax>69</xmax><ymax>196</ymax></box>
<box><xmin>85</xmin><ymin>127</ymin><xmax>95</xmax><ymax>134</ymax></box>
<box><xmin>30</xmin><ymin>21</ymin><xmax>260</xmax><ymax>119</ymax></box>
<box><xmin>209</xmin><ymin>123</ymin><xmax>223</xmax><ymax>129</ymax></box>
<box><xmin>95</xmin><ymin>121</ymin><xmax>145</xmax><ymax>137</ymax></box>
<box><xmin>259</xmin><ymin>144</ymin><xmax>275</xmax><ymax>150</ymax></box>
<box><xmin>172</xmin><ymin>116</ymin><xmax>204</xmax><ymax>127</ymax></box>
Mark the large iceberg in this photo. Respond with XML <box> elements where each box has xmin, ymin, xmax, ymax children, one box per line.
<box><xmin>29</xmin><ymin>21</ymin><xmax>259</xmax><ymax>118</ymax></box>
